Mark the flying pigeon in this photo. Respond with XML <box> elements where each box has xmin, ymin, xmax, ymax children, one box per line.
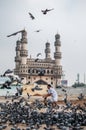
<box><xmin>28</xmin><ymin>12</ymin><xmax>35</xmax><ymax>20</ymax></box>
<box><xmin>35</xmin><ymin>30</ymin><xmax>41</xmax><ymax>32</ymax></box>
<box><xmin>7</xmin><ymin>30</ymin><xmax>23</xmax><ymax>37</ymax></box>
<box><xmin>7</xmin><ymin>32</ymin><xmax>18</xmax><ymax>37</ymax></box>
<box><xmin>41</xmin><ymin>8</ymin><xmax>54</xmax><ymax>15</ymax></box>
<box><xmin>36</xmin><ymin>53</ymin><xmax>41</xmax><ymax>57</ymax></box>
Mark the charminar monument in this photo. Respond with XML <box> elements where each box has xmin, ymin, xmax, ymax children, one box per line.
<box><xmin>14</xmin><ymin>29</ymin><xmax>62</xmax><ymax>87</ymax></box>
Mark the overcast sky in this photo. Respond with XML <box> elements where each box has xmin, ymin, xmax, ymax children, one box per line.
<box><xmin>0</xmin><ymin>0</ymin><xmax>86</xmax><ymax>86</ymax></box>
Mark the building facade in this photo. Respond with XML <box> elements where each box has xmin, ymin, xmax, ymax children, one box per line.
<box><xmin>14</xmin><ymin>29</ymin><xmax>62</xmax><ymax>87</ymax></box>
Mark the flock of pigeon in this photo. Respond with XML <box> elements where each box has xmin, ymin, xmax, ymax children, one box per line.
<box><xmin>28</xmin><ymin>8</ymin><xmax>54</xmax><ymax>20</ymax></box>
<box><xmin>7</xmin><ymin>8</ymin><xmax>54</xmax><ymax>37</ymax></box>
<box><xmin>0</xmin><ymin>93</ymin><xmax>86</xmax><ymax>130</ymax></box>
<box><xmin>3</xmin><ymin>7</ymin><xmax>86</xmax><ymax>130</ymax></box>
<box><xmin>28</xmin><ymin>8</ymin><xmax>54</xmax><ymax>33</ymax></box>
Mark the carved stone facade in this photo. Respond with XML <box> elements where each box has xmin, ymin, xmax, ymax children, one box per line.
<box><xmin>14</xmin><ymin>29</ymin><xmax>62</xmax><ymax>87</ymax></box>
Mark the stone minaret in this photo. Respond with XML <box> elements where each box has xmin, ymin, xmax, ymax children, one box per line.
<box><xmin>54</xmin><ymin>33</ymin><xmax>61</xmax><ymax>65</ymax></box>
<box><xmin>15</xmin><ymin>40</ymin><xmax>21</xmax><ymax>74</ymax></box>
<box><xmin>19</xmin><ymin>30</ymin><xmax>28</xmax><ymax>83</ymax></box>
<box><xmin>45</xmin><ymin>42</ymin><xmax>51</xmax><ymax>60</ymax></box>
<box><xmin>20</xmin><ymin>30</ymin><xmax>28</xmax><ymax>64</ymax></box>
<box><xmin>14</xmin><ymin>29</ymin><xmax>28</xmax><ymax>84</ymax></box>
<box><xmin>54</xmin><ymin>33</ymin><xmax>62</xmax><ymax>87</ymax></box>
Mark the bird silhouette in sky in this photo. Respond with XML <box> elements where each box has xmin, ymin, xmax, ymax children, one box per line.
<box><xmin>41</xmin><ymin>8</ymin><xmax>54</xmax><ymax>15</ymax></box>
<box><xmin>34</xmin><ymin>29</ymin><xmax>41</xmax><ymax>32</ymax></box>
<box><xmin>7</xmin><ymin>32</ymin><xmax>18</xmax><ymax>37</ymax></box>
<box><xmin>7</xmin><ymin>30</ymin><xmax>23</xmax><ymax>37</ymax></box>
<box><xmin>28</xmin><ymin>12</ymin><xmax>35</xmax><ymax>20</ymax></box>
<box><xmin>36</xmin><ymin>53</ymin><xmax>42</xmax><ymax>57</ymax></box>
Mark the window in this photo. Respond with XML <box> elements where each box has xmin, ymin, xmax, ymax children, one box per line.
<box><xmin>51</xmin><ymin>70</ymin><xmax>53</xmax><ymax>74</ymax></box>
<box><xmin>51</xmin><ymin>82</ymin><xmax>53</xmax><ymax>85</ymax></box>
<box><xmin>28</xmin><ymin>77</ymin><xmax>30</xmax><ymax>79</ymax></box>
<box><xmin>47</xmin><ymin>70</ymin><xmax>49</xmax><ymax>74</ymax></box>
